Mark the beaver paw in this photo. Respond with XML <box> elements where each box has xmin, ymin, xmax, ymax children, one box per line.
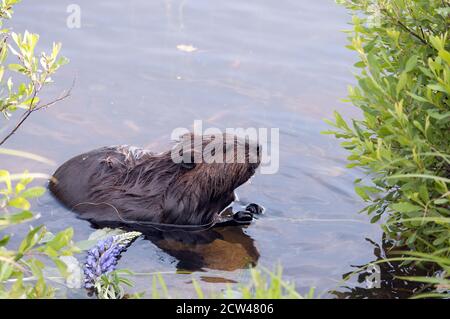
<box><xmin>245</xmin><ymin>203</ymin><xmax>264</xmax><ymax>215</ymax></box>
<box><xmin>233</xmin><ymin>211</ymin><xmax>253</xmax><ymax>224</ymax></box>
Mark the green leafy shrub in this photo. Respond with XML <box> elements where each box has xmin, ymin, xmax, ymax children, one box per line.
<box><xmin>0</xmin><ymin>0</ymin><xmax>69</xmax><ymax>146</ymax></box>
<box><xmin>0</xmin><ymin>0</ymin><xmax>76</xmax><ymax>298</ymax></box>
<box><xmin>0</xmin><ymin>166</ymin><xmax>81</xmax><ymax>298</ymax></box>
<box><xmin>225</xmin><ymin>266</ymin><xmax>315</xmax><ymax>299</ymax></box>
<box><xmin>325</xmin><ymin>0</ymin><xmax>450</xmax><ymax>254</ymax></box>
<box><xmin>192</xmin><ymin>266</ymin><xmax>314</xmax><ymax>299</ymax></box>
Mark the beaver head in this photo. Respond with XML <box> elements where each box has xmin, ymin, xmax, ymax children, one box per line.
<box><xmin>171</xmin><ymin>133</ymin><xmax>260</xmax><ymax>194</ymax></box>
<box><xmin>151</xmin><ymin>132</ymin><xmax>261</xmax><ymax>224</ymax></box>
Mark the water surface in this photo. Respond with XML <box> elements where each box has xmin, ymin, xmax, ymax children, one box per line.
<box><xmin>2</xmin><ymin>0</ymin><xmax>382</xmax><ymax>297</ymax></box>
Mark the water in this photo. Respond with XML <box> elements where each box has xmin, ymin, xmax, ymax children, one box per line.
<box><xmin>1</xmin><ymin>0</ymin><xmax>383</xmax><ymax>298</ymax></box>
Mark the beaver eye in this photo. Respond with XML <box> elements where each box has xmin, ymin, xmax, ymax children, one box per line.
<box><xmin>180</xmin><ymin>162</ymin><xmax>196</xmax><ymax>170</ymax></box>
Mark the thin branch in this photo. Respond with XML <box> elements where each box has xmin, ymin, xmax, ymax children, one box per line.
<box><xmin>0</xmin><ymin>77</ymin><xmax>75</xmax><ymax>146</ymax></box>
<box><xmin>32</xmin><ymin>77</ymin><xmax>75</xmax><ymax>112</ymax></box>
<box><xmin>382</xmin><ymin>8</ymin><xmax>429</xmax><ymax>46</ymax></box>
<box><xmin>0</xmin><ymin>255</ymin><xmax>27</xmax><ymax>273</ymax></box>
<box><xmin>0</xmin><ymin>89</ymin><xmax>38</xmax><ymax>146</ymax></box>
<box><xmin>397</xmin><ymin>20</ymin><xmax>428</xmax><ymax>45</ymax></box>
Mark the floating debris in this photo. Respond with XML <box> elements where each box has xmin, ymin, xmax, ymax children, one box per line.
<box><xmin>176</xmin><ymin>44</ymin><xmax>197</xmax><ymax>52</ymax></box>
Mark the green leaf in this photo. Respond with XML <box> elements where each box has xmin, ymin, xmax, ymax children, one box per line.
<box><xmin>432</xmin><ymin>234</ymin><xmax>448</xmax><ymax>246</ymax></box>
<box><xmin>0</xmin><ymin>170</ymin><xmax>12</xmax><ymax>192</ymax></box>
<box><xmin>50</xmin><ymin>257</ymin><xmax>68</xmax><ymax>278</ymax></box>
<box><xmin>0</xmin><ymin>235</ymin><xmax>10</xmax><ymax>246</ymax></box>
<box><xmin>45</xmin><ymin>228</ymin><xmax>74</xmax><ymax>251</ymax></box>
<box><xmin>18</xmin><ymin>225</ymin><xmax>44</xmax><ymax>255</ymax></box>
<box><xmin>396</xmin><ymin>72</ymin><xmax>407</xmax><ymax>95</ymax></box>
<box><xmin>20</xmin><ymin>186</ymin><xmax>45</xmax><ymax>198</ymax></box>
<box><xmin>438</xmin><ymin>50</ymin><xmax>450</xmax><ymax>65</ymax></box>
<box><xmin>427</xmin><ymin>84</ymin><xmax>447</xmax><ymax>93</ymax></box>
<box><xmin>404</xmin><ymin>56</ymin><xmax>417</xmax><ymax>73</ymax></box>
<box><xmin>391</xmin><ymin>202</ymin><xmax>422</xmax><ymax>213</ymax></box>
<box><xmin>4</xmin><ymin>210</ymin><xmax>33</xmax><ymax>224</ymax></box>
<box><xmin>406</xmin><ymin>232</ymin><xmax>417</xmax><ymax>245</ymax></box>
<box><xmin>418</xmin><ymin>184</ymin><xmax>429</xmax><ymax>203</ymax></box>
<box><xmin>0</xmin><ymin>263</ymin><xmax>14</xmax><ymax>282</ymax></box>
<box><xmin>355</xmin><ymin>186</ymin><xmax>370</xmax><ymax>201</ymax></box>
<box><xmin>333</xmin><ymin>111</ymin><xmax>350</xmax><ymax>131</ymax></box>
<box><xmin>407</xmin><ymin>92</ymin><xmax>428</xmax><ymax>103</ymax></box>
<box><xmin>370</xmin><ymin>214</ymin><xmax>381</xmax><ymax>223</ymax></box>
<box><xmin>8</xmin><ymin>63</ymin><xmax>26</xmax><ymax>73</ymax></box>
<box><xmin>7</xmin><ymin>197</ymin><xmax>30</xmax><ymax>210</ymax></box>
<box><xmin>434</xmin><ymin>198</ymin><xmax>448</xmax><ymax>205</ymax></box>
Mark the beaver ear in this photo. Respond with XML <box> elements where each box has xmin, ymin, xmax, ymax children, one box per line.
<box><xmin>180</xmin><ymin>162</ymin><xmax>196</xmax><ymax>170</ymax></box>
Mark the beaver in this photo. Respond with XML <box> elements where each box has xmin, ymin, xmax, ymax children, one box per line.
<box><xmin>49</xmin><ymin>133</ymin><xmax>263</xmax><ymax>227</ymax></box>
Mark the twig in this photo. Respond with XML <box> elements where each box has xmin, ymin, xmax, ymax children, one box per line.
<box><xmin>0</xmin><ymin>255</ymin><xmax>27</xmax><ymax>273</ymax></box>
<box><xmin>33</xmin><ymin>77</ymin><xmax>75</xmax><ymax>112</ymax></box>
<box><xmin>396</xmin><ymin>19</ymin><xmax>428</xmax><ymax>45</ymax></box>
<box><xmin>0</xmin><ymin>89</ymin><xmax>38</xmax><ymax>146</ymax></box>
<box><xmin>382</xmin><ymin>8</ymin><xmax>428</xmax><ymax>46</ymax></box>
<box><xmin>0</xmin><ymin>77</ymin><xmax>75</xmax><ymax>146</ymax></box>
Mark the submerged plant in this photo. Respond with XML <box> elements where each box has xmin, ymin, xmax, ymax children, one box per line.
<box><xmin>83</xmin><ymin>231</ymin><xmax>141</xmax><ymax>292</ymax></box>
<box><xmin>192</xmin><ymin>266</ymin><xmax>314</xmax><ymax>299</ymax></box>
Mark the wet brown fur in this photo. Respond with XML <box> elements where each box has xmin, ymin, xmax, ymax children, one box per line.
<box><xmin>49</xmin><ymin>133</ymin><xmax>260</xmax><ymax>225</ymax></box>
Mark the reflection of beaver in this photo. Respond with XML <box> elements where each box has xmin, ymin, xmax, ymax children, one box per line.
<box><xmin>49</xmin><ymin>133</ymin><xmax>263</xmax><ymax>227</ymax></box>
<box><xmin>149</xmin><ymin>226</ymin><xmax>259</xmax><ymax>271</ymax></box>
<box><xmin>90</xmin><ymin>215</ymin><xmax>260</xmax><ymax>272</ymax></box>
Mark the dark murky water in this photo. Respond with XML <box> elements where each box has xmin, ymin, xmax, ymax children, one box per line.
<box><xmin>1</xmin><ymin>0</ymin><xmax>384</xmax><ymax>297</ymax></box>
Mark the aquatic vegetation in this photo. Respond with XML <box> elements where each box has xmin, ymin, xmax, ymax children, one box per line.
<box><xmin>191</xmin><ymin>267</ymin><xmax>315</xmax><ymax>299</ymax></box>
<box><xmin>83</xmin><ymin>231</ymin><xmax>141</xmax><ymax>291</ymax></box>
<box><xmin>225</xmin><ymin>266</ymin><xmax>314</xmax><ymax>299</ymax></box>
<box><xmin>85</xmin><ymin>256</ymin><xmax>310</xmax><ymax>299</ymax></box>
<box><xmin>190</xmin><ymin>266</ymin><xmax>313</xmax><ymax>299</ymax></box>
<box><xmin>327</xmin><ymin>0</ymin><xmax>450</xmax><ymax>297</ymax></box>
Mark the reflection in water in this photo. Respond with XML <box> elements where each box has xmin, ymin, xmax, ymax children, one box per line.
<box><xmin>153</xmin><ymin>226</ymin><xmax>259</xmax><ymax>271</ymax></box>
<box><xmin>332</xmin><ymin>238</ymin><xmax>435</xmax><ymax>299</ymax></box>
<box><xmin>90</xmin><ymin>220</ymin><xmax>259</xmax><ymax>272</ymax></box>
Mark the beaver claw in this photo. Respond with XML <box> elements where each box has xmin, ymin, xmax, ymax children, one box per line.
<box><xmin>233</xmin><ymin>211</ymin><xmax>253</xmax><ymax>224</ymax></box>
<box><xmin>245</xmin><ymin>203</ymin><xmax>264</xmax><ymax>215</ymax></box>
<box><xmin>229</xmin><ymin>204</ymin><xmax>263</xmax><ymax>225</ymax></box>
<box><xmin>214</xmin><ymin>203</ymin><xmax>263</xmax><ymax>227</ymax></box>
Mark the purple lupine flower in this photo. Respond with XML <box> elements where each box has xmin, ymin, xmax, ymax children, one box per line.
<box><xmin>84</xmin><ymin>231</ymin><xmax>141</xmax><ymax>289</ymax></box>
